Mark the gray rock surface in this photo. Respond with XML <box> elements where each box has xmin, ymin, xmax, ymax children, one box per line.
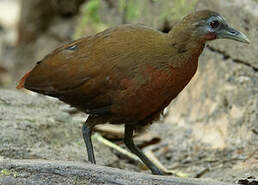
<box><xmin>164</xmin><ymin>0</ymin><xmax>257</xmax><ymax>179</ymax></box>
<box><xmin>0</xmin><ymin>159</ymin><xmax>236</xmax><ymax>185</ymax></box>
<box><xmin>0</xmin><ymin>89</ymin><xmax>118</xmax><ymax>165</ymax></box>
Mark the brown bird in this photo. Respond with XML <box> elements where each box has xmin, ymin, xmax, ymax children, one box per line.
<box><xmin>17</xmin><ymin>10</ymin><xmax>249</xmax><ymax>175</ymax></box>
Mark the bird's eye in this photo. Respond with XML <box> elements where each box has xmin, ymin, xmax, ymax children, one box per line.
<box><xmin>209</xmin><ymin>20</ymin><xmax>220</xmax><ymax>29</ymax></box>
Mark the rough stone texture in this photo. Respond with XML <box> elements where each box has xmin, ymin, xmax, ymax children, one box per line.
<box><xmin>165</xmin><ymin>0</ymin><xmax>257</xmax><ymax>177</ymax></box>
<box><xmin>0</xmin><ymin>159</ymin><xmax>236</xmax><ymax>185</ymax></box>
<box><xmin>0</xmin><ymin>89</ymin><xmax>118</xmax><ymax>166</ymax></box>
<box><xmin>1</xmin><ymin>89</ymin><xmax>247</xmax><ymax>184</ymax></box>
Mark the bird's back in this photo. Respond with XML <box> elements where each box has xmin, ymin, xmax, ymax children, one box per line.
<box><xmin>21</xmin><ymin>25</ymin><xmax>167</xmax><ymax>93</ymax></box>
<box><xmin>18</xmin><ymin>24</ymin><xmax>201</xmax><ymax>126</ymax></box>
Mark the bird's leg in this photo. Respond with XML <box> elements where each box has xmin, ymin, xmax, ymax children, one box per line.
<box><xmin>124</xmin><ymin>125</ymin><xmax>163</xmax><ymax>175</ymax></box>
<box><xmin>82</xmin><ymin>123</ymin><xmax>96</xmax><ymax>164</ymax></box>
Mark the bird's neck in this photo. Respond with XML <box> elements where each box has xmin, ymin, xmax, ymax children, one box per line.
<box><xmin>167</xmin><ymin>25</ymin><xmax>205</xmax><ymax>68</ymax></box>
<box><xmin>167</xmin><ymin>28</ymin><xmax>207</xmax><ymax>67</ymax></box>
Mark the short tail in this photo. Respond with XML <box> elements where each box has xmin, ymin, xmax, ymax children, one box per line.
<box><xmin>16</xmin><ymin>71</ymin><xmax>31</xmax><ymax>89</ymax></box>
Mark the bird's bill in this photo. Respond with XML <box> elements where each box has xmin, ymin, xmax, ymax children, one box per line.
<box><xmin>217</xmin><ymin>26</ymin><xmax>250</xmax><ymax>44</ymax></box>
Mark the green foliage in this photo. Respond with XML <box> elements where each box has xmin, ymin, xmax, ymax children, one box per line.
<box><xmin>83</xmin><ymin>0</ymin><xmax>101</xmax><ymax>24</ymax></box>
<box><xmin>160</xmin><ymin>0</ymin><xmax>199</xmax><ymax>21</ymax></box>
<box><xmin>74</xmin><ymin>0</ymin><xmax>104</xmax><ymax>39</ymax></box>
<box><xmin>118</xmin><ymin>0</ymin><xmax>126</xmax><ymax>11</ymax></box>
<box><xmin>126</xmin><ymin>1</ymin><xmax>141</xmax><ymax>21</ymax></box>
<box><xmin>118</xmin><ymin>0</ymin><xmax>141</xmax><ymax>22</ymax></box>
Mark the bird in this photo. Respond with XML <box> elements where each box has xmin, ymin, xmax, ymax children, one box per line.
<box><xmin>17</xmin><ymin>10</ymin><xmax>249</xmax><ymax>175</ymax></box>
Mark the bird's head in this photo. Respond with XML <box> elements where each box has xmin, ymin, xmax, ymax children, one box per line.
<box><xmin>171</xmin><ymin>10</ymin><xmax>250</xmax><ymax>44</ymax></box>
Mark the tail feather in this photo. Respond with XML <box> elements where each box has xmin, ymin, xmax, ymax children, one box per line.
<box><xmin>16</xmin><ymin>71</ymin><xmax>31</xmax><ymax>89</ymax></box>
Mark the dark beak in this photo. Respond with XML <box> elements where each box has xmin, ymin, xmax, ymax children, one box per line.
<box><xmin>217</xmin><ymin>26</ymin><xmax>250</xmax><ymax>44</ymax></box>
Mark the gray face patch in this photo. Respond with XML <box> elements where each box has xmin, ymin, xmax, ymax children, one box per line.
<box><xmin>192</xmin><ymin>15</ymin><xmax>250</xmax><ymax>44</ymax></box>
<box><xmin>207</xmin><ymin>16</ymin><xmax>226</xmax><ymax>31</ymax></box>
<box><xmin>193</xmin><ymin>15</ymin><xmax>227</xmax><ymax>37</ymax></box>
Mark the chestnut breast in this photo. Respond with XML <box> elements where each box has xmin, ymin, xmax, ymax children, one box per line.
<box><xmin>110</xmin><ymin>54</ymin><xmax>199</xmax><ymax>121</ymax></box>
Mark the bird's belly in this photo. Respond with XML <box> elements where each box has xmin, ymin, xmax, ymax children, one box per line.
<box><xmin>111</xmin><ymin>61</ymin><xmax>198</xmax><ymax>122</ymax></box>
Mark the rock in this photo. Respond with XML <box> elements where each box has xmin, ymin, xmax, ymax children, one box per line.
<box><xmin>165</xmin><ymin>0</ymin><xmax>257</xmax><ymax>177</ymax></box>
<box><xmin>0</xmin><ymin>159</ymin><xmax>236</xmax><ymax>185</ymax></box>
<box><xmin>0</xmin><ymin>89</ymin><xmax>118</xmax><ymax>166</ymax></box>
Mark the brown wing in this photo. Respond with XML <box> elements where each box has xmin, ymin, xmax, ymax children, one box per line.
<box><xmin>18</xmin><ymin>25</ymin><xmax>173</xmax><ymax>115</ymax></box>
<box><xmin>20</xmin><ymin>25</ymin><xmax>166</xmax><ymax>93</ymax></box>
<box><xmin>23</xmin><ymin>38</ymin><xmax>101</xmax><ymax>95</ymax></box>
